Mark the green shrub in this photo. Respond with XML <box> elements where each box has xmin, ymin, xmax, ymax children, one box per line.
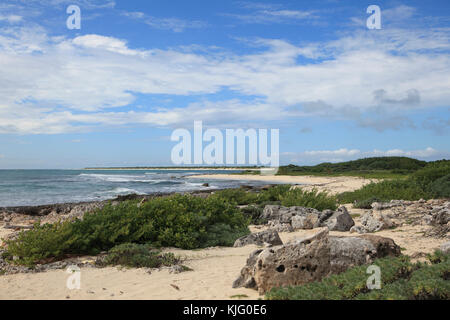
<box><xmin>97</xmin><ymin>243</ymin><xmax>180</xmax><ymax>268</ymax></box>
<box><xmin>412</xmin><ymin>161</ymin><xmax>450</xmax><ymax>190</ymax></box>
<box><xmin>267</xmin><ymin>253</ymin><xmax>450</xmax><ymax>300</ymax></box>
<box><xmin>280</xmin><ymin>189</ymin><xmax>338</xmax><ymax>211</ymax></box>
<box><xmin>353</xmin><ymin>197</ymin><xmax>382</xmax><ymax>209</ymax></box>
<box><xmin>5</xmin><ymin>194</ymin><xmax>250</xmax><ymax>266</ymax></box>
<box><xmin>408</xmin><ymin>258</ymin><xmax>450</xmax><ymax>300</ymax></box>
<box><xmin>239</xmin><ymin>205</ymin><xmax>266</xmax><ymax>225</ymax></box>
<box><xmin>257</xmin><ymin>185</ymin><xmax>291</xmax><ymax>203</ymax></box>
<box><xmin>266</xmin><ymin>255</ymin><xmax>413</xmax><ymax>300</ymax></box>
<box><xmin>338</xmin><ymin>180</ymin><xmax>430</xmax><ymax>204</ymax></box>
<box><xmin>3</xmin><ymin>221</ymin><xmax>73</xmax><ymax>267</ymax></box>
<box><xmin>212</xmin><ymin>189</ymin><xmax>259</xmax><ymax>205</ymax></box>
<box><xmin>428</xmin><ymin>174</ymin><xmax>450</xmax><ymax>198</ymax></box>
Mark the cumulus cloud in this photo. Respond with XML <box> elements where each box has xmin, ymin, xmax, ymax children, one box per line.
<box><xmin>0</xmin><ymin>21</ymin><xmax>449</xmax><ymax>134</ymax></box>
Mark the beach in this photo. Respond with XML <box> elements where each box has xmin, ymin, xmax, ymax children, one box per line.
<box><xmin>189</xmin><ymin>174</ymin><xmax>377</xmax><ymax>194</ymax></box>
<box><xmin>0</xmin><ymin>215</ymin><xmax>446</xmax><ymax>300</ymax></box>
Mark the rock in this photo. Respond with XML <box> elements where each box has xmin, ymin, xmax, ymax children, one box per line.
<box><xmin>278</xmin><ymin>207</ymin><xmax>294</xmax><ymax>224</ymax></box>
<box><xmin>267</xmin><ymin>220</ymin><xmax>293</xmax><ymax>233</ymax></box>
<box><xmin>431</xmin><ymin>209</ymin><xmax>450</xmax><ymax>225</ymax></box>
<box><xmin>322</xmin><ymin>206</ymin><xmax>355</xmax><ymax>231</ymax></box>
<box><xmin>291</xmin><ymin>212</ymin><xmax>319</xmax><ymax>230</ymax></box>
<box><xmin>439</xmin><ymin>241</ymin><xmax>450</xmax><ymax>254</ymax></box>
<box><xmin>202</xmin><ymin>183</ymin><xmax>209</xmax><ymax>187</ymax></box>
<box><xmin>233</xmin><ymin>230</ymin><xmax>283</xmax><ymax>247</ymax></box>
<box><xmin>329</xmin><ymin>237</ymin><xmax>377</xmax><ymax>274</ymax></box>
<box><xmin>350</xmin><ymin>225</ymin><xmax>368</xmax><ymax>234</ymax></box>
<box><xmin>261</xmin><ymin>205</ymin><xmax>281</xmax><ymax>221</ymax></box>
<box><xmin>293</xmin><ymin>214</ymin><xmax>316</xmax><ymax>230</ymax></box>
<box><xmin>360</xmin><ymin>210</ymin><xmax>395</xmax><ymax>232</ymax></box>
<box><xmin>371</xmin><ymin>201</ymin><xmax>404</xmax><ymax>210</ymax></box>
<box><xmin>232</xmin><ymin>249</ymin><xmax>263</xmax><ymax>289</ymax></box>
<box><xmin>357</xmin><ymin>235</ymin><xmax>401</xmax><ymax>258</ymax></box>
<box><xmin>233</xmin><ymin>228</ymin><xmax>331</xmax><ymax>294</ymax></box>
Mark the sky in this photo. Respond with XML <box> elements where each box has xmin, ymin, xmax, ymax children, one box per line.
<box><xmin>0</xmin><ymin>0</ymin><xmax>449</xmax><ymax>168</ymax></box>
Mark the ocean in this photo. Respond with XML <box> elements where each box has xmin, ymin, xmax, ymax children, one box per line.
<box><xmin>0</xmin><ymin>169</ymin><xmax>264</xmax><ymax>207</ymax></box>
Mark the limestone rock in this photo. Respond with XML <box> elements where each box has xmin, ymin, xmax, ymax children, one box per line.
<box><xmin>360</xmin><ymin>210</ymin><xmax>395</xmax><ymax>232</ymax></box>
<box><xmin>233</xmin><ymin>228</ymin><xmax>331</xmax><ymax>294</ymax></box>
<box><xmin>291</xmin><ymin>213</ymin><xmax>319</xmax><ymax>230</ymax></box>
<box><xmin>233</xmin><ymin>229</ymin><xmax>283</xmax><ymax>247</ymax></box>
<box><xmin>329</xmin><ymin>236</ymin><xmax>376</xmax><ymax>274</ymax></box>
<box><xmin>357</xmin><ymin>234</ymin><xmax>401</xmax><ymax>258</ymax></box>
<box><xmin>440</xmin><ymin>241</ymin><xmax>450</xmax><ymax>255</ymax></box>
<box><xmin>267</xmin><ymin>220</ymin><xmax>294</xmax><ymax>233</ymax></box>
<box><xmin>321</xmin><ymin>206</ymin><xmax>355</xmax><ymax>231</ymax></box>
<box><xmin>350</xmin><ymin>225</ymin><xmax>368</xmax><ymax>234</ymax></box>
<box><xmin>261</xmin><ymin>205</ymin><xmax>281</xmax><ymax>221</ymax></box>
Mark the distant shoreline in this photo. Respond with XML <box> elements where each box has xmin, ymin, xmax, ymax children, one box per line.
<box><xmin>83</xmin><ymin>167</ymin><xmax>261</xmax><ymax>171</ymax></box>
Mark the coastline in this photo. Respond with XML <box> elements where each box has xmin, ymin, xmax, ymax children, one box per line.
<box><xmin>188</xmin><ymin>174</ymin><xmax>377</xmax><ymax>194</ymax></box>
<box><xmin>0</xmin><ymin>178</ymin><xmax>448</xmax><ymax>300</ymax></box>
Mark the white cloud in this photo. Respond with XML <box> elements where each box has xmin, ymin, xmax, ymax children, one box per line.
<box><xmin>225</xmin><ymin>8</ymin><xmax>316</xmax><ymax>24</ymax></box>
<box><xmin>0</xmin><ymin>23</ymin><xmax>449</xmax><ymax>134</ymax></box>
<box><xmin>122</xmin><ymin>11</ymin><xmax>206</xmax><ymax>32</ymax></box>
<box><xmin>0</xmin><ymin>14</ymin><xmax>23</xmax><ymax>23</ymax></box>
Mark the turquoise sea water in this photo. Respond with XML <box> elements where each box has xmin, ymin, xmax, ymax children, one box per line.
<box><xmin>0</xmin><ymin>169</ymin><xmax>264</xmax><ymax>207</ymax></box>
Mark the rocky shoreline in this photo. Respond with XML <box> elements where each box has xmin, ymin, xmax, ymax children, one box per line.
<box><xmin>1</xmin><ymin>189</ymin><xmax>449</xmax><ymax>287</ymax></box>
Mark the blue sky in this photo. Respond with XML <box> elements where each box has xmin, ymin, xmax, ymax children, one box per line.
<box><xmin>0</xmin><ymin>0</ymin><xmax>449</xmax><ymax>168</ymax></box>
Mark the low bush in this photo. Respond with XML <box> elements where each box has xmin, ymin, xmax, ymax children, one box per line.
<box><xmin>266</xmin><ymin>252</ymin><xmax>450</xmax><ymax>300</ymax></box>
<box><xmin>266</xmin><ymin>255</ymin><xmax>413</xmax><ymax>300</ymax></box>
<box><xmin>428</xmin><ymin>174</ymin><xmax>450</xmax><ymax>198</ymax></box>
<box><xmin>353</xmin><ymin>197</ymin><xmax>382</xmax><ymax>209</ymax></box>
<box><xmin>96</xmin><ymin>243</ymin><xmax>180</xmax><ymax>268</ymax></box>
<box><xmin>257</xmin><ymin>185</ymin><xmax>291</xmax><ymax>203</ymax></box>
<box><xmin>280</xmin><ymin>189</ymin><xmax>338</xmax><ymax>211</ymax></box>
<box><xmin>411</xmin><ymin>161</ymin><xmax>450</xmax><ymax>191</ymax></box>
<box><xmin>5</xmin><ymin>194</ymin><xmax>250</xmax><ymax>266</ymax></box>
<box><xmin>239</xmin><ymin>205</ymin><xmax>266</xmax><ymax>225</ymax></box>
<box><xmin>338</xmin><ymin>180</ymin><xmax>430</xmax><ymax>204</ymax></box>
<box><xmin>212</xmin><ymin>188</ymin><xmax>259</xmax><ymax>205</ymax></box>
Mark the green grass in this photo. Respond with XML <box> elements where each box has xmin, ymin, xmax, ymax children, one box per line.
<box><xmin>266</xmin><ymin>252</ymin><xmax>450</xmax><ymax>300</ymax></box>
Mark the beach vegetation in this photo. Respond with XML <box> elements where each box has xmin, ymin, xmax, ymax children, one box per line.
<box><xmin>266</xmin><ymin>252</ymin><xmax>450</xmax><ymax>300</ymax></box>
<box><xmin>275</xmin><ymin>157</ymin><xmax>427</xmax><ymax>178</ymax></box>
<box><xmin>4</xmin><ymin>194</ymin><xmax>250</xmax><ymax>266</ymax></box>
<box><xmin>338</xmin><ymin>160</ymin><xmax>450</xmax><ymax>204</ymax></box>
<box><xmin>96</xmin><ymin>243</ymin><xmax>181</xmax><ymax>269</ymax></box>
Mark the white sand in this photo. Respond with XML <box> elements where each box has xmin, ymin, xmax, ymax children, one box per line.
<box><xmin>189</xmin><ymin>174</ymin><xmax>377</xmax><ymax>194</ymax></box>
